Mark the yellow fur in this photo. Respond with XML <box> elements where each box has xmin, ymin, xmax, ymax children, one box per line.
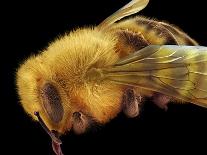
<box><xmin>16</xmin><ymin>4</ymin><xmax>199</xmax><ymax>134</ymax></box>
<box><xmin>16</xmin><ymin>16</ymin><xmax>198</xmax><ymax>133</ymax></box>
<box><xmin>16</xmin><ymin>28</ymin><xmax>124</xmax><ymax>133</ymax></box>
<box><xmin>16</xmin><ymin>15</ymin><xmax>199</xmax><ymax>133</ymax></box>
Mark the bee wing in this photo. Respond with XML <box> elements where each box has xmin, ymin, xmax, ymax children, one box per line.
<box><xmin>98</xmin><ymin>0</ymin><xmax>149</xmax><ymax>30</ymax></box>
<box><xmin>102</xmin><ymin>45</ymin><xmax>207</xmax><ymax>108</ymax></box>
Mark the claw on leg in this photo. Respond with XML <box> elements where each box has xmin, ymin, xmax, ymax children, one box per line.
<box><xmin>52</xmin><ymin>140</ymin><xmax>64</xmax><ymax>155</ymax></box>
<box><xmin>122</xmin><ymin>89</ymin><xmax>141</xmax><ymax>118</ymax></box>
<box><xmin>152</xmin><ymin>93</ymin><xmax>171</xmax><ymax>110</ymax></box>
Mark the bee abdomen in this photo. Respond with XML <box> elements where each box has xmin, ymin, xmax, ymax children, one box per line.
<box><xmin>135</xmin><ymin>17</ymin><xmax>198</xmax><ymax>45</ymax></box>
<box><xmin>135</xmin><ymin>17</ymin><xmax>179</xmax><ymax>45</ymax></box>
<box><xmin>112</xmin><ymin>16</ymin><xmax>198</xmax><ymax>58</ymax></box>
<box><xmin>158</xmin><ymin>21</ymin><xmax>198</xmax><ymax>45</ymax></box>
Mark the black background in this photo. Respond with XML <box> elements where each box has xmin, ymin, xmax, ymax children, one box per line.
<box><xmin>2</xmin><ymin>0</ymin><xmax>207</xmax><ymax>154</ymax></box>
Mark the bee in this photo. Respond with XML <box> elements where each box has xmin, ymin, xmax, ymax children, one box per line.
<box><xmin>16</xmin><ymin>0</ymin><xmax>207</xmax><ymax>154</ymax></box>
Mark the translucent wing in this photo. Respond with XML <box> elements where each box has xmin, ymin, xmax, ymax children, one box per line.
<box><xmin>102</xmin><ymin>45</ymin><xmax>207</xmax><ymax>108</ymax></box>
<box><xmin>98</xmin><ymin>0</ymin><xmax>149</xmax><ymax>30</ymax></box>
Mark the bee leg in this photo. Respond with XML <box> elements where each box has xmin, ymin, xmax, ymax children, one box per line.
<box><xmin>72</xmin><ymin>112</ymin><xmax>89</xmax><ymax>134</ymax></box>
<box><xmin>122</xmin><ymin>89</ymin><xmax>141</xmax><ymax>118</ymax></box>
<box><xmin>152</xmin><ymin>93</ymin><xmax>171</xmax><ymax>110</ymax></box>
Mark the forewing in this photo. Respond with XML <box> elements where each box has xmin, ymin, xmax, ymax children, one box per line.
<box><xmin>102</xmin><ymin>45</ymin><xmax>207</xmax><ymax>108</ymax></box>
<box><xmin>98</xmin><ymin>0</ymin><xmax>149</xmax><ymax>30</ymax></box>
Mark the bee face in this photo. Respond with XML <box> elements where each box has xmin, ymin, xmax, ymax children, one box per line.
<box><xmin>16</xmin><ymin>66</ymin><xmax>72</xmax><ymax>133</ymax></box>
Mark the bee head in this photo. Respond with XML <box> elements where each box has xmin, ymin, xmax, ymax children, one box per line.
<box><xmin>16</xmin><ymin>28</ymin><xmax>123</xmax><ymax>136</ymax></box>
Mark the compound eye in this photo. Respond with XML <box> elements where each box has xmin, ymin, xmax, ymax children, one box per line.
<box><xmin>41</xmin><ymin>82</ymin><xmax>64</xmax><ymax>124</ymax></box>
